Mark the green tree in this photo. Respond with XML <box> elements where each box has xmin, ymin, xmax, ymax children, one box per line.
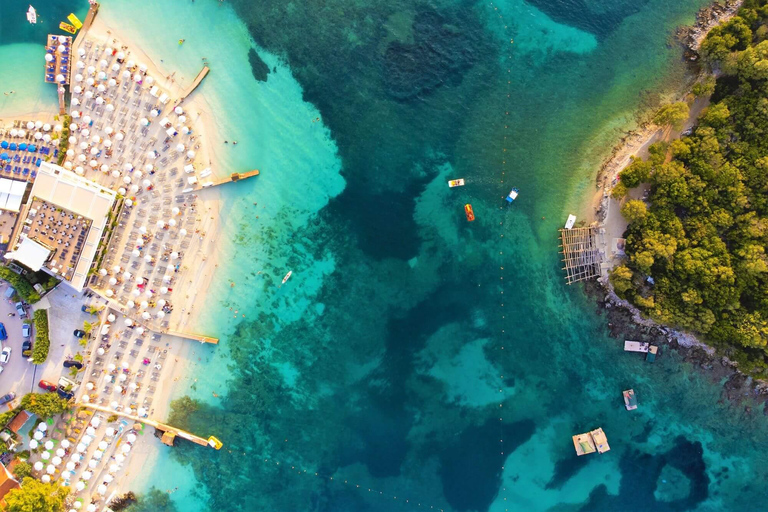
<box><xmin>5</xmin><ymin>477</ymin><xmax>69</xmax><ymax>512</ymax></box>
<box><xmin>20</xmin><ymin>393</ymin><xmax>70</xmax><ymax>419</ymax></box>
<box><xmin>653</xmin><ymin>102</ymin><xmax>690</xmax><ymax>130</ymax></box>
<box><xmin>12</xmin><ymin>462</ymin><xmax>32</xmax><ymax>480</ymax></box>
<box><xmin>620</xmin><ymin>200</ymin><xmax>648</xmax><ymax>223</ymax></box>
<box><xmin>609</xmin><ymin>265</ymin><xmax>634</xmax><ymax>296</ymax></box>
<box><xmin>611</xmin><ymin>181</ymin><xmax>628</xmax><ymax>199</ymax></box>
<box><xmin>701</xmin><ymin>103</ymin><xmax>731</xmax><ymax>128</ymax></box>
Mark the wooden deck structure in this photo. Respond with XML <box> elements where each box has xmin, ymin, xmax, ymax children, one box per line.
<box><xmin>79</xmin><ymin>403</ymin><xmax>220</xmax><ymax>449</ymax></box>
<box><xmin>175</xmin><ymin>66</ymin><xmax>210</xmax><ymax>104</ymax></box>
<box><xmin>185</xmin><ymin>169</ymin><xmax>260</xmax><ymax>193</ymax></box>
<box><xmin>559</xmin><ymin>226</ymin><xmax>602</xmax><ymax>284</ymax></box>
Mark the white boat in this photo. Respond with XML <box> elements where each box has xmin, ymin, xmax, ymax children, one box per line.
<box><xmin>281</xmin><ymin>271</ymin><xmax>292</xmax><ymax>285</ymax></box>
<box><xmin>448</xmin><ymin>179</ymin><xmax>465</xmax><ymax>188</ymax></box>
<box><xmin>27</xmin><ymin>5</ymin><xmax>37</xmax><ymax>24</ymax></box>
<box><xmin>564</xmin><ymin>214</ymin><xmax>576</xmax><ymax>229</ymax></box>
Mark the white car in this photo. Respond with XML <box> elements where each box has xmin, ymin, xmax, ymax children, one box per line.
<box><xmin>0</xmin><ymin>347</ymin><xmax>11</xmax><ymax>364</ymax></box>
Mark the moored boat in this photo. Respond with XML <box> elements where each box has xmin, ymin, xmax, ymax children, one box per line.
<box><xmin>623</xmin><ymin>389</ymin><xmax>637</xmax><ymax>410</ymax></box>
<box><xmin>505</xmin><ymin>187</ymin><xmax>519</xmax><ymax>203</ymax></box>
<box><xmin>464</xmin><ymin>204</ymin><xmax>475</xmax><ymax>222</ymax></box>
<box><xmin>27</xmin><ymin>5</ymin><xmax>37</xmax><ymax>24</ymax></box>
<box><xmin>207</xmin><ymin>436</ymin><xmax>223</xmax><ymax>450</ymax></box>
<box><xmin>448</xmin><ymin>179</ymin><xmax>465</xmax><ymax>188</ymax></box>
<box><xmin>564</xmin><ymin>214</ymin><xmax>576</xmax><ymax>229</ymax></box>
<box><xmin>281</xmin><ymin>271</ymin><xmax>292</xmax><ymax>285</ymax></box>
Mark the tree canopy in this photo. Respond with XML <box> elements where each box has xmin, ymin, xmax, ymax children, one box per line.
<box><xmin>4</xmin><ymin>478</ymin><xmax>69</xmax><ymax>512</ymax></box>
<box><xmin>617</xmin><ymin>1</ymin><xmax>768</xmax><ymax>374</ymax></box>
<box><xmin>20</xmin><ymin>393</ymin><xmax>69</xmax><ymax>419</ymax></box>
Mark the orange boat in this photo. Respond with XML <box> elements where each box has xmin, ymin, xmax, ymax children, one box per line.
<box><xmin>464</xmin><ymin>204</ymin><xmax>475</xmax><ymax>222</ymax></box>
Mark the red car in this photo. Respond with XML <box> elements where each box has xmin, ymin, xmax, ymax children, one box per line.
<box><xmin>38</xmin><ymin>380</ymin><xmax>57</xmax><ymax>392</ymax></box>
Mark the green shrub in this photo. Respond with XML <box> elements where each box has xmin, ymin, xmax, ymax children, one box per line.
<box><xmin>0</xmin><ymin>267</ymin><xmax>40</xmax><ymax>303</ymax></box>
<box><xmin>31</xmin><ymin>309</ymin><xmax>50</xmax><ymax>365</ymax></box>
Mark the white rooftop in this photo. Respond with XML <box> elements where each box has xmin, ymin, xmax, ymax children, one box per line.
<box><xmin>0</xmin><ymin>178</ymin><xmax>27</xmax><ymax>213</ymax></box>
<box><xmin>16</xmin><ymin>162</ymin><xmax>117</xmax><ymax>291</ymax></box>
<box><xmin>3</xmin><ymin>236</ymin><xmax>51</xmax><ymax>271</ymax></box>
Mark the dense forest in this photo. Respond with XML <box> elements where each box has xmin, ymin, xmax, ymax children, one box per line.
<box><xmin>611</xmin><ymin>0</ymin><xmax>768</xmax><ymax>374</ymax></box>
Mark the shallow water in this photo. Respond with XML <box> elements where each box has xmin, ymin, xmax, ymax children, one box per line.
<box><xmin>3</xmin><ymin>0</ymin><xmax>768</xmax><ymax>511</ymax></box>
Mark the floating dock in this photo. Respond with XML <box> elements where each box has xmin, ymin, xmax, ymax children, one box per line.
<box><xmin>79</xmin><ymin>402</ymin><xmax>222</xmax><ymax>449</ymax></box>
<box><xmin>573</xmin><ymin>427</ymin><xmax>610</xmax><ymax>456</ymax></box>
<box><xmin>185</xmin><ymin>169</ymin><xmax>260</xmax><ymax>193</ymax></box>
<box><xmin>624</xmin><ymin>340</ymin><xmax>658</xmax><ymax>361</ymax></box>
<box><xmin>623</xmin><ymin>389</ymin><xmax>637</xmax><ymax>410</ymax></box>
<box><xmin>165</xmin><ymin>329</ymin><xmax>219</xmax><ymax>345</ymax></box>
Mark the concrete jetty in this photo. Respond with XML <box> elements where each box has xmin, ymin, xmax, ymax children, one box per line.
<box><xmin>185</xmin><ymin>169</ymin><xmax>260</xmax><ymax>193</ymax></box>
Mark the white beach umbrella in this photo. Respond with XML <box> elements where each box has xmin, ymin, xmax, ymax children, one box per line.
<box><xmin>144</xmin><ymin>163</ymin><xmax>154</xmax><ymax>172</ymax></box>
<box><xmin>110</xmin><ymin>170</ymin><xmax>120</xmax><ymax>179</ymax></box>
<box><xmin>82</xmin><ymin>115</ymin><xmax>91</xmax><ymax>124</ymax></box>
<box><xmin>88</xmin><ymin>459</ymin><xmax>98</xmax><ymax>469</ymax></box>
<box><xmin>43</xmin><ymin>123</ymin><xmax>51</xmax><ymax>131</ymax></box>
<box><xmin>29</xmin><ymin>440</ymin><xmax>39</xmax><ymax>449</ymax></box>
<box><xmin>71</xmin><ymin>110</ymin><xmax>80</xmax><ymax>118</ymax></box>
<box><xmin>87</xmin><ymin>65</ymin><xmax>96</xmax><ymax>74</ymax></box>
<box><xmin>81</xmin><ymin>394</ymin><xmax>90</xmax><ymax>403</ymax></box>
<box><xmin>147</xmin><ymin>150</ymin><xmax>156</xmax><ymax>159</ymax></box>
<box><xmin>186</xmin><ymin>150</ymin><xmax>195</xmax><ymax>159</ymax></box>
<box><xmin>140</xmin><ymin>117</ymin><xmax>149</xmax><ymax>126</ymax></box>
<box><xmin>119</xmin><ymin>374</ymin><xmax>127</xmax><ymax>383</ymax></box>
<box><xmin>115</xmin><ymin>454</ymin><xmax>126</xmax><ymax>464</ymax></box>
<box><xmin>123</xmin><ymin>163</ymin><xmax>133</xmax><ymax>172</ymax></box>
<box><xmin>122</xmin><ymin>444</ymin><xmax>131</xmax><ymax>454</ymax></box>
<box><xmin>86</xmin><ymin>77</ymin><xmax>95</xmax><ymax>86</ymax></box>
<box><xmin>34</xmin><ymin>132</ymin><xmax>42</xmax><ymax>140</ymax></box>
<box><xmin>125</xmin><ymin>199</ymin><xmax>133</xmax><ymax>207</ymax></box>
<box><xmin>130</xmin><ymin>184</ymin><xmax>139</xmax><ymax>193</ymax></box>
<box><xmin>174</xmin><ymin>106</ymin><xmax>184</xmax><ymax>115</ymax></box>
<box><xmin>170</xmin><ymin>252</ymin><xmax>179</xmax><ymax>260</ymax></box>
<box><xmin>56</xmin><ymin>448</ymin><xmax>66</xmax><ymax>458</ymax></box>
<box><xmin>127</xmin><ymin>59</ymin><xmax>135</xmax><ymax>67</ymax></box>
<box><xmin>141</xmin><ymin>311</ymin><xmax>151</xmax><ymax>320</ymax></box>
<box><xmin>136</xmin><ymin>327</ymin><xmax>145</xmax><ymax>335</ymax></box>
<box><xmin>46</xmin><ymin>53</ymin><xmax>54</xmax><ymax>62</ymax></box>
<box><xmin>163</xmin><ymin>274</ymin><xmax>172</xmax><ymax>282</ymax></box>
<box><xmin>111</xmin><ymin>63</ymin><xmax>120</xmax><ymax>72</ymax></box>
<box><xmin>61</xmin><ymin>440</ymin><xmax>71</xmax><ymax>449</ymax></box>
<box><xmin>178</xmin><ymin>115</ymin><xmax>187</xmax><ymax>124</ymax></box>
<box><xmin>77</xmin><ymin>154</ymin><xmax>86</xmax><ymax>162</ymax></box>
<box><xmin>82</xmin><ymin>471</ymin><xmax>92</xmax><ymax>481</ymax></box>
<box><xmin>107</xmin><ymin>103</ymin><xmax>115</xmax><ymax>112</ymax></box>
<box><xmin>64</xmin><ymin>161</ymin><xmax>73</xmax><ymax>170</ymax></box>
<box><xmin>74</xmin><ymin>166</ymin><xmax>84</xmax><ymax>175</ymax></box>
<box><xmin>112</xmin><ymin>265</ymin><xmax>122</xmax><ymax>273</ymax></box>
<box><xmin>108</xmin><ymin>277</ymin><xmax>117</xmax><ymax>286</ymax></box>
<box><xmin>38</xmin><ymin>423</ymin><xmax>48</xmax><ymax>432</ymax></box>
<box><xmin>43</xmin><ymin>134</ymin><xmax>52</xmax><ymax>142</ymax></box>
<box><xmin>42</xmin><ymin>475</ymin><xmax>53</xmax><ymax>484</ymax></box>
<box><xmin>156</xmin><ymin>311</ymin><xmax>166</xmax><ymax>319</ymax></box>
<box><xmin>137</xmin><ymin>407</ymin><xmax>147</xmax><ymax>417</ymax></box>
<box><xmin>106</xmin><ymin>427</ymin><xmax>116</xmax><ymax>437</ymax></box>
<box><xmin>127</xmin><ymin>300</ymin><xmax>135</xmax><ymax>308</ymax></box>
<box><xmin>66</xmin><ymin>149</ymin><xmax>75</xmax><ymax>157</ymax></box>
<box><xmin>123</xmin><ymin>176</ymin><xmax>132</xmax><ymax>184</ymax></box>
<box><xmin>66</xmin><ymin>461</ymin><xmax>76</xmax><ymax>471</ymax></box>
<box><xmin>124</xmin><ymin>318</ymin><xmax>133</xmax><ymax>326</ymax></box>
<box><xmin>104</xmin><ymin>46</ymin><xmax>112</xmax><ymax>55</ymax></box>
<box><xmin>41</xmin><ymin>451</ymin><xmax>51</xmax><ymax>460</ymax></box>
<box><xmin>181</xmin><ymin>126</ymin><xmax>191</xmax><ymax>134</ymax></box>
<box><xmin>156</xmin><ymin>220</ymin><xmax>165</xmax><ymax>228</ymax></box>
<box><xmin>52</xmin><ymin>456</ymin><xmax>62</xmax><ymax>466</ymax></box>
<box><xmin>75</xmin><ymin>481</ymin><xmax>85</xmax><ymax>491</ymax></box>
<box><xmin>100</xmin><ymin>164</ymin><xmax>109</xmax><ymax>173</ymax></box>
<box><xmin>86</xmin><ymin>426</ymin><xmax>96</xmax><ymax>436</ymax></box>
<box><xmin>98</xmin><ymin>484</ymin><xmax>108</xmax><ymax>495</ymax></box>
<box><xmin>98</xmin><ymin>441</ymin><xmax>109</xmax><ymax>451</ymax></box>
<box><xmin>150</xmin><ymin>109</ymin><xmax>159</xmax><ymax>118</ymax></box>
<box><xmin>131</xmin><ymin>289</ymin><xmax>141</xmax><ymax>297</ymax></box>
<box><xmin>68</xmin><ymin>135</ymin><xmax>77</xmax><ymax>144</ymax></box>
<box><xmin>97</xmin><ymin>347</ymin><xmax>105</xmax><ymax>356</ymax></box>
<box><xmin>140</xmin><ymin>301</ymin><xmax>149</xmax><ymax>309</ymax></box>
<box><xmin>76</xmin><ymin>60</ymin><xmax>85</xmax><ymax>70</ymax></box>
<box><xmin>34</xmin><ymin>431</ymin><xmax>44</xmax><ymax>441</ymax></box>
<box><xmin>98</xmin><ymin>71</ymin><xmax>107</xmax><ymax>80</ymax></box>
<box><xmin>46</xmin><ymin>464</ymin><xmax>55</xmax><ymax>475</ymax></box>
<box><xmin>78</xmin><ymin>47</ymin><xmax>86</xmax><ymax>56</ymax></box>
<box><xmin>135</xmin><ymin>276</ymin><xmax>144</xmax><ymax>284</ymax></box>
<box><xmin>111</xmin><ymin>401</ymin><xmax>119</xmax><ymax>410</ymax></box>
<box><xmin>122</xmin><ymin>70</ymin><xmax>130</xmax><ymax>79</ymax></box>
<box><xmin>76</xmin><ymin>443</ymin><xmax>86</xmax><ymax>453</ymax></box>
<box><xmin>138</xmin><ymin>225</ymin><xmax>147</xmax><ymax>234</ymax></box>
<box><xmin>33</xmin><ymin>461</ymin><xmax>44</xmax><ymax>471</ymax></box>
<box><xmin>96</xmin><ymin>96</ymin><xmax>105</xmax><ymax>105</ymax></box>
<box><xmin>97</xmin><ymin>84</ymin><xmax>106</xmax><ymax>92</ymax></box>
<box><xmin>90</xmin><ymin>159</ymin><xmax>98</xmax><ymax>168</ymax></box>
<box><xmin>129</xmin><ymin>382</ymin><xmax>138</xmax><ymax>389</ymax></box>
<box><xmin>56</xmin><ymin>73</ymin><xmax>66</xmax><ymax>83</ymax></box>
<box><xmin>44</xmin><ymin>440</ymin><xmax>54</xmax><ymax>450</ymax></box>
<box><xmin>26</xmin><ymin>121</ymin><xmax>34</xmax><ymax>130</ymax></box>
<box><xmin>160</xmin><ymin>287</ymin><xmax>168</xmax><ymax>294</ymax></box>
<box><xmin>86</xmin><ymin>382</ymin><xmax>95</xmax><ymax>390</ymax></box>
<box><xmin>127</xmin><ymin>433</ymin><xmax>137</xmax><ymax>443</ymax></box>
<box><xmin>117</xmin><ymin>51</ymin><xmax>125</xmax><ymax>59</ymax></box>
<box><xmin>168</xmin><ymin>218</ymin><xmax>177</xmax><ymax>227</ymax></box>
<box><xmin>109</xmin><ymin>463</ymin><xmax>119</xmax><ymax>473</ymax></box>
<box><xmin>70</xmin><ymin>453</ymin><xmax>81</xmax><ymax>463</ymax></box>
<box><xmin>133</xmin><ymin>72</ymin><xmax>142</xmax><ymax>82</ymax></box>
<box><xmin>104</xmin><ymin>139</ymin><xmax>112</xmax><ymax>148</ymax></box>
<box><xmin>131</xmin><ymin>249</ymin><xmax>140</xmax><ymax>258</ymax></box>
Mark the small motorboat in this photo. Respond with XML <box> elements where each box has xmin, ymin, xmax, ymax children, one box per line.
<box><xmin>448</xmin><ymin>179</ymin><xmax>465</xmax><ymax>188</ymax></box>
<box><xmin>27</xmin><ymin>5</ymin><xmax>37</xmax><ymax>24</ymax></box>
<box><xmin>564</xmin><ymin>214</ymin><xmax>576</xmax><ymax>229</ymax></box>
<box><xmin>464</xmin><ymin>204</ymin><xmax>475</xmax><ymax>222</ymax></box>
<box><xmin>505</xmin><ymin>188</ymin><xmax>519</xmax><ymax>203</ymax></box>
<box><xmin>281</xmin><ymin>271</ymin><xmax>292</xmax><ymax>285</ymax></box>
<box><xmin>67</xmin><ymin>13</ymin><xmax>83</xmax><ymax>30</ymax></box>
<box><xmin>208</xmin><ymin>436</ymin><xmax>223</xmax><ymax>450</ymax></box>
<box><xmin>623</xmin><ymin>389</ymin><xmax>638</xmax><ymax>410</ymax></box>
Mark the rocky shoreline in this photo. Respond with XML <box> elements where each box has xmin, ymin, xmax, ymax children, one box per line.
<box><xmin>677</xmin><ymin>0</ymin><xmax>744</xmax><ymax>61</ymax></box>
<box><xmin>584</xmin><ymin>281</ymin><xmax>768</xmax><ymax>415</ymax></box>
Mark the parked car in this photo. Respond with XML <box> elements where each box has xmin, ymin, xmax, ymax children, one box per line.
<box><xmin>14</xmin><ymin>302</ymin><xmax>26</xmax><ymax>318</ymax></box>
<box><xmin>73</xmin><ymin>329</ymin><xmax>86</xmax><ymax>339</ymax></box>
<box><xmin>3</xmin><ymin>287</ymin><xmax>15</xmax><ymax>299</ymax></box>
<box><xmin>22</xmin><ymin>323</ymin><xmax>31</xmax><ymax>339</ymax></box>
<box><xmin>0</xmin><ymin>392</ymin><xmax>15</xmax><ymax>406</ymax></box>
<box><xmin>63</xmin><ymin>360</ymin><xmax>83</xmax><ymax>369</ymax></box>
<box><xmin>22</xmin><ymin>340</ymin><xmax>32</xmax><ymax>353</ymax></box>
<box><xmin>0</xmin><ymin>323</ymin><xmax>6</xmax><ymax>341</ymax></box>
<box><xmin>57</xmin><ymin>388</ymin><xmax>74</xmax><ymax>400</ymax></box>
<box><xmin>38</xmin><ymin>380</ymin><xmax>57</xmax><ymax>392</ymax></box>
<box><xmin>0</xmin><ymin>347</ymin><xmax>10</xmax><ymax>364</ymax></box>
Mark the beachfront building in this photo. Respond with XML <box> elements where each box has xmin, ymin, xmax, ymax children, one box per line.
<box><xmin>3</xmin><ymin>161</ymin><xmax>117</xmax><ymax>292</ymax></box>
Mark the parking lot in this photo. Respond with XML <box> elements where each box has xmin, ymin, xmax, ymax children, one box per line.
<box><xmin>0</xmin><ymin>281</ymin><xmax>104</xmax><ymax>409</ymax></box>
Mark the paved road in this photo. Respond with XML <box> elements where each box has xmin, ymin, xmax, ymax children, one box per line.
<box><xmin>0</xmin><ymin>281</ymin><xmax>106</xmax><ymax>411</ymax></box>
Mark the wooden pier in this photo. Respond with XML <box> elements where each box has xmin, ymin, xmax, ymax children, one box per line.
<box><xmin>176</xmin><ymin>66</ymin><xmax>210</xmax><ymax>104</ymax></box>
<box><xmin>72</xmin><ymin>3</ymin><xmax>99</xmax><ymax>52</ymax></box>
<box><xmin>559</xmin><ymin>225</ymin><xmax>602</xmax><ymax>284</ymax></box>
<box><xmin>186</xmin><ymin>169</ymin><xmax>260</xmax><ymax>193</ymax></box>
<box><xmin>78</xmin><ymin>403</ymin><xmax>220</xmax><ymax>448</ymax></box>
<box><xmin>165</xmin><ymin>329</ymin><xmax>219</xmax><ymax>345</ymax></box>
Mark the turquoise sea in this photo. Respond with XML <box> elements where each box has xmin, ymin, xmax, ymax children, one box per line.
<box><xmin>4</xmin><ymin>0</ymin><xmax>768</xmax><ymax>510</ymax></box>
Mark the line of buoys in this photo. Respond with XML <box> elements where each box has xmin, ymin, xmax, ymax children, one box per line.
<box><xmin>490</xmin><ymin>2</ymin><xmax>512</xmax><ymax>510</ymax></box>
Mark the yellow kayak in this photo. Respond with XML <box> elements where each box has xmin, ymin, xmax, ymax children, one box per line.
<box><xmin>207</xmin><ymin>436</ymin><xmax>223</xmax><ymax>450</ymax></box>
<box><xmin>67</xmin><ymin>13</ymin><xmax>83</xmax><ymax>30</ymax></box>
